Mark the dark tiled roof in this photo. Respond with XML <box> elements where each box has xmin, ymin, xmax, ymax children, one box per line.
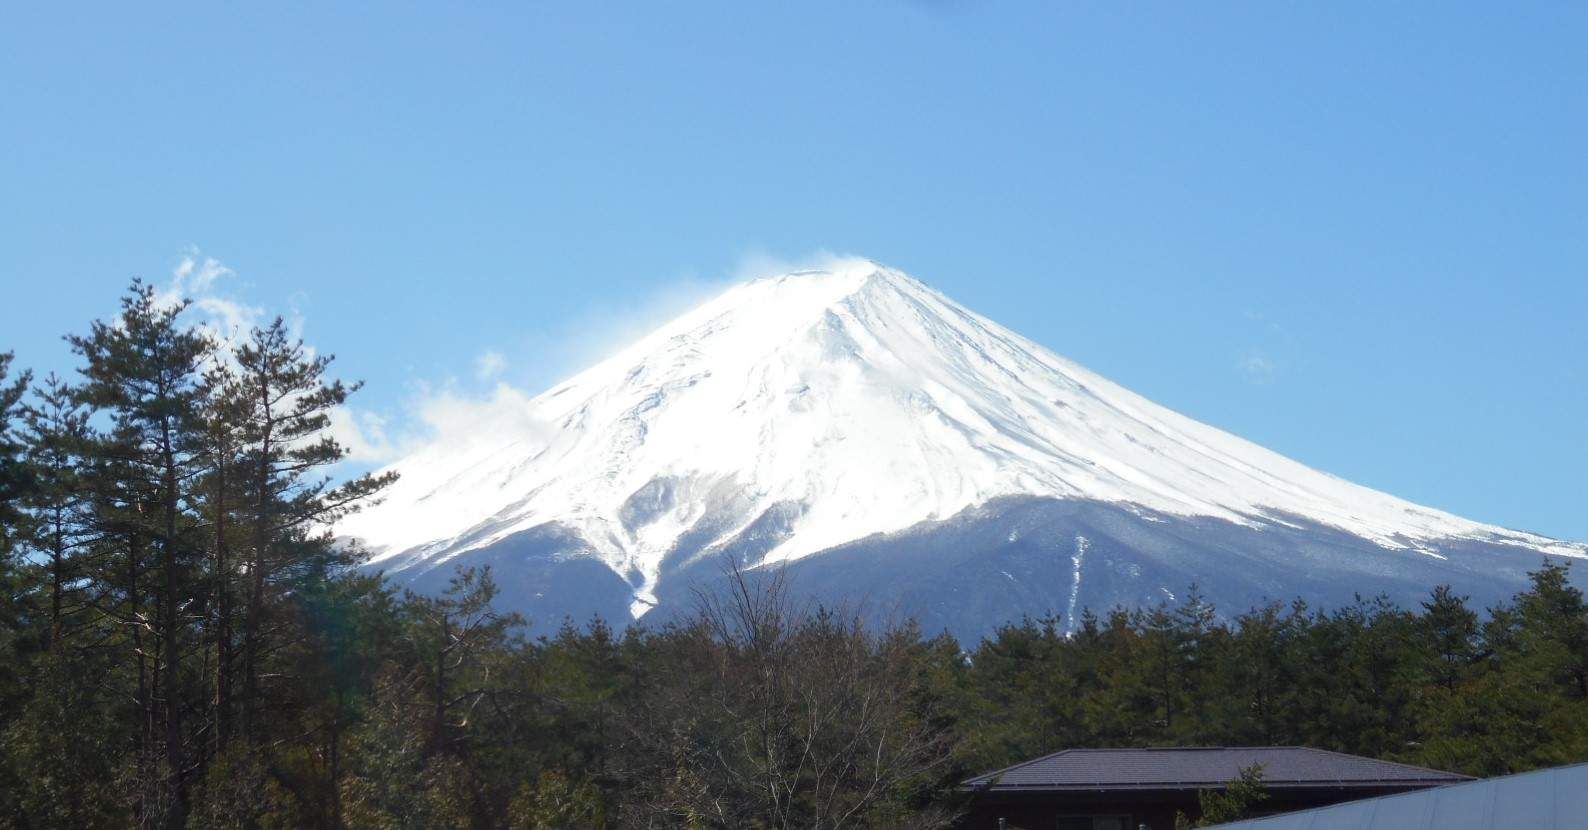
<box><xmin>961</xmin><ymin>747</ymin><xmax>1470</xmax><ymax>792</ymax></box>
<box><xmin>1203</xmin><ymin>762</ymin><xmax>1588</xmax><ymax>830</ymax></box>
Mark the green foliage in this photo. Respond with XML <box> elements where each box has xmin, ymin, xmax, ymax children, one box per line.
<box><xmin>0</xmin><ymin>351</ymin><xmax>32</xmax><ymax>557</ymax></box>
<box><xmin>508</xmin><ymin>771</ymin><xmax>606</xmax><ymax>830</ymax></box>
<box><xmin>1174</xmin><ymin>764</ymin><xmax>1269</xmax><ymax>829</ymax></box>
<box><xmin>0</xmin><ymin>648</ymin><xmax>127</xmax><ymax>828</ymax></box>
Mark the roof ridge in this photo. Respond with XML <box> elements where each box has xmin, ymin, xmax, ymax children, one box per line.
<box><xmin>961</xmin><ymin>748</ymin><xmax>1076</xmax><ymax>785</ymax></box>
<box><xmin>1303</xmin><ymin>746</ymin><xmax>1473</xmax><ymax>779</ymax></box>
<box><xmin>1067</xmin><ymin>745</ymin><xmax>1329</xmax><ymax>752</ymax></box>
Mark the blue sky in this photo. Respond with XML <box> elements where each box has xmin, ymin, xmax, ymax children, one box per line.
<box><xmin>2</xmin><ymin>3</ymin><xmax>1584</xmax><ymax>541</ymax></box>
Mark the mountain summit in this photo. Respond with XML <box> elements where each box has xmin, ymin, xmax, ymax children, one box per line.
<box><xmin>341</xmin><ymin>260</ymin><xmax>1584</xmax><ymax>639</ymax></box>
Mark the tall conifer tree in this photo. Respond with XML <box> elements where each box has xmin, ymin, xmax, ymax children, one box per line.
<box><xmin>69</xmin><ymin>281</ymin><xmax>212</xmax><ymax>827</ymax></box>
<box><xmin>0</xmin><ymin>352</ymin><xmax>31</xmax><ymax>559</ymax></box>
<box><xmin>20</xmin><ymin>373</ymin><xmax>94</xmax><ymax>648</ymax></box>
<box><xmin>227</xmin><ymin>316</ymin><xmax>396</xmax><ymax>745</ymax></box>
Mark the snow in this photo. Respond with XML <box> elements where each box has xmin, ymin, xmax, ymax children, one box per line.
<box><xmin>338</xmin><ymin>259</ymin><xmax>1586</xmax><ymax>617</ymax></box>
<box><xmin>1066</xmin><ymin>535</ymin><xmax>1088</xmax><ymax>634</ymax></box>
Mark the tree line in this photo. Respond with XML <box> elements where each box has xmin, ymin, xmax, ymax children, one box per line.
<box><xmin>0</xmin><ymin>284</ymin><xmax>1584</xmax><ymax>828</ymax></box>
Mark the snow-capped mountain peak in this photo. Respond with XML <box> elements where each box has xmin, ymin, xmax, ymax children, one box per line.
<box><xmin>338</xmin><ymin>259</ymin><xmax>1583</xmax><ymax>624</ymax></box>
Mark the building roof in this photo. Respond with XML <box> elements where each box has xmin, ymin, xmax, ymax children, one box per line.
<box><xmin>961</xmin><ymin>747</ymin><xmax>1470</xmax><ymax>793</ymax></box>
<box><xmin>1203</xmin><ymin>762</ymin><xmax>1588</xmax><ymax>830</ymax></box>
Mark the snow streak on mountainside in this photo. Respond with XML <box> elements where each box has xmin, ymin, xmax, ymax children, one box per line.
<box><xmin>338</xmin><ymin>259</ymin><xmax>1584</xmax><ymax>625</ymax></box>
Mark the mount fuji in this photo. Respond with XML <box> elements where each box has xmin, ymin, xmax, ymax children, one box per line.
<box><xmin>339</xmin><ymin>259</ymin><xmax>1585</xmax><ymax>641</ymax></box>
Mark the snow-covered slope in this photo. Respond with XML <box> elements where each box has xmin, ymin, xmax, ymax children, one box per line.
<box><xmin>339</xmin><ymin>259</ymin><xmax>1583</xmax><ymax>628</ymax></box>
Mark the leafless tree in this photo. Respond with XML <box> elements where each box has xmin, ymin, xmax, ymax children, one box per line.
<box><xmin>611</xmin><ymin>559</ymin><xmax>959</xmax><ymax>829</ymax></box>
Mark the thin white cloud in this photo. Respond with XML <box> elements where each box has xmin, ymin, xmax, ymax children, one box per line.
<box><xmin>524</xmin><ymin>276</ymin><xmax>732</xmax><ymax>390</ymax></box>
<box><xmin>413</xmin><ymin>381</ymin><xmax>547</xmax><ymax>451</ymax></box>
<box><xmin>519</xmin><ymin>249</ymin><xmax>855</xmax><ymax>391</ymax></box>
<box><xmin>474</xmin><ymin>350</ymin><xmax>507</xmax><ymax>381</ymax></box>
<box><xmin>328</xmin><ymin>249</ymin><xmax>852</xmax><ymax>471</ymax></box>
<box><xmin>1243</xmin><ymin>309</ymin><xmax>1289</xmax><ymax>339</ymax></box>
<box><xmin>729</xmin><ymin>248</ymin><xmax>850</xmax><ymax>282</ymax></box>
<box><xmin>1237</xmin><ymin>308</ymin><xmax>1293</xmax><ymax>386</ymax></box>
<box><xmin>332</xmin><ymin>380</ymin><xmax>549</xmax><ymax>470</ymax></box>
<box><xmin>157</xmin><ymin>247</ymin><xmax>269</xmax><ymax>347</ymax></box>
<box><xmin>326</xmin><ymin>406</ymin><xmax>397</xmax><ymax>464</ymax></box>
<box><xmin>1238</xmin><ymin>350</ymin><xmax>1278</xmax><ymax>384</ymax></box>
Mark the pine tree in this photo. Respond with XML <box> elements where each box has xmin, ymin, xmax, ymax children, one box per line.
<box><xmin>229</xmin><ymin>316</ymin><xmax>397</xmax><ymax>747</ymax></box>
<box><xmin>69</xmin><ymin>280</ymin><xmax>213</xmax><ymax>827</ymax></box>
<box><xmin>0</xmin><ymin>351</ymin><xmax>32</xmax><ymax>558</ymax></box>
<box><xmin>196</xmin><ymin>362</ymin><xmax>246</xmax><ymax>752</ymax></box>
<box><xmin>1512</xmin><ymin>561</ymin><xmax>1588</xmax><ymax>700</ymax></box>
<box><xmin>0</xmin><ymin>350</ymin><xmax>35</xmax><ymax>821</ymax></box>
<box><xmin>1419</xmin><ymin>586</ymin><xmax>1479</xmax><ymax>693</ymax></box>
<box><xmin>1170</xmin><ymin>587</ymin><xmax>1221</xmax><ymax>743</ymax></box>
<box><xmin>1416</xmin><ymin>567</ymin><xmax>1588</xmax><ymax>776</ymax></box>
<box><xmin>340</xmin><ymin>567</ymin><xmax>521</xmax><ymax>827</ymax></box>
<box><xmin>74</xmin><ymin>389</ymin><xmax>173</xmax><ymax>821</ymax></box>
<box><xmin>1141</xmin><ymin>604</ymin><xmax>1181</xmax><ymax>736</ymax></box>
<box><xmin>19</xmin><ymin>372</ymin><xmax>95</xmax><ymax>648</ymax></box>
<box><xmin>1221</xmin><ymin>603</ymin><xmax>1302</xmax><ymax>746</ymax></box>
<box><xmin>1082</xmin><ymin>608</ymin><xmax>1154</xmax><ymax>745</ymax></box>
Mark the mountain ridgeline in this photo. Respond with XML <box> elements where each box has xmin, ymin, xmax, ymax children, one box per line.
<box><xmin>341</xmin><ymin>260</ymin><xmax>1585</xmax><ymax>641</ymax></box>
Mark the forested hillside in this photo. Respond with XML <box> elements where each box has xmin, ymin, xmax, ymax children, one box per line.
<box><xmin>1</xmin><ymin>285</ymin><xmax>1584</xmax><ymax>829</ymax></box>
